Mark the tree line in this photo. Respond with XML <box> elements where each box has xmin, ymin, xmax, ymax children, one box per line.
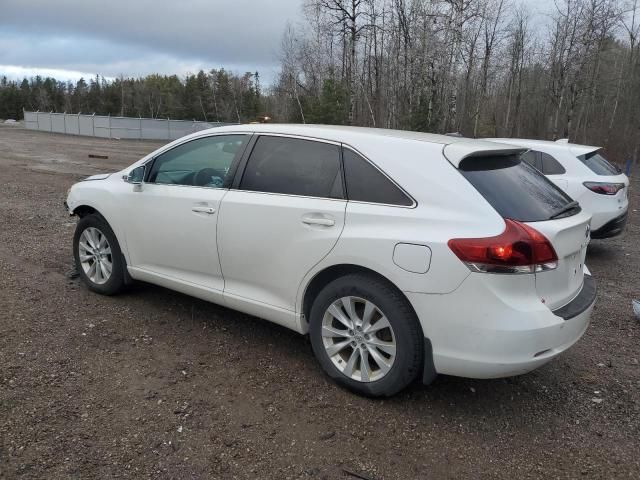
<box><xmin>1</xmin><ymin>0</ymin><xmax>640</xmax><ymax>162</ymax></box>
<box><xmin>272</xmin><ymin>0</ymin><xmax>640</xmax><ymax>162</ymax></box>
<box><xmin>0</xmin><ymin>69</ymin><xmax>262</xmax><ymax>124</ymax></box>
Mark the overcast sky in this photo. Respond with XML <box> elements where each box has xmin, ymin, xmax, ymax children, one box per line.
<box><xmin>0</xmin><ymin>0</ymin><xmax>303</xmax><ymax>85</ymax></box>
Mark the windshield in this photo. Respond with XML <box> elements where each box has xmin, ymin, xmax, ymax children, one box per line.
<box><xmin>459</xmin><ymin>154</ymin><xmax>579</xmax><ymax>222</ymax></box>
<box><xmin>577</xmin><ymin>150</ymin><xmax>621</xmax><ymax>176</ymax></box>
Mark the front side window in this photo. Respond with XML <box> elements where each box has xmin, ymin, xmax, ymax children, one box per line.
<box><xmin>147</xmin><ymin>135</ymin><xmax>247</xmax><ymax>187</ymax></box>
<box><xmin>239</xmin><ymin>136</ymin><xmax>343</xmax><ymax>198</ymax></box>
<box><xmin>342</xmin><ymin>149</ymin><xmax>413</xmax><ymax>206</ymax></box>
<box><xmin>578</xmin><ymin>150</ymin><xmax>621</xmax><ymax>176</ymax></box>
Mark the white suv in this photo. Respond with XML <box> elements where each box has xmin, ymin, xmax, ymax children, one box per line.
<box><xmin>66</xmin><ymin>125</ymin><xmax>596</xmax><ymax>396</ymax></box>
<box><xmin>486</xmin><ymin>138</ymin><xmax>629</xmax><ymax>238</ymax></box>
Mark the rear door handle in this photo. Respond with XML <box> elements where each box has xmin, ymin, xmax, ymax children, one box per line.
<box><xmin>301</xmin><ymin>215</ymin><xmax>335</xmax><ymax>227</ymax></box>
<box><xmin>192</xmin><ymin>206</ymin><xmax>216</xmax><ymax>214</ymax></box>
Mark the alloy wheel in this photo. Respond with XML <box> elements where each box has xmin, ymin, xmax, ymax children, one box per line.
<box><xmin>78</xmin><ymin>227</ymin><xmax>113</xmax><ymax>285</ymax></box>
<box><xmin>321</xmin><ymin>296</ymin><xmax>397</xmax><ymax>382</ymax></box>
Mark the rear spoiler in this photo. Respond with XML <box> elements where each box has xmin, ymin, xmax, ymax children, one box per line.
<box><xmin>569</xmin><ymin>144</ymin><xmax>601</xmax><ymax>158</ymax></box>
<box><xmin>443</xmin><ymin>141</ymin><xmax>527</xmax><ymax>168</ymax></box>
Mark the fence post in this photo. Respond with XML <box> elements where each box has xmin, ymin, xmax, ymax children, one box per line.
<box><xmin>49</xmin><ymin>112</ymin><xmax>53</xmax><ymax>132</ymax></box>
<box><xmin>92</xmin><ymin>113</ymin><xmax>96</xmax><ymax>137</ymax></box>
<box><xmin>139</xmin><ymin>116</ymin><xmax>143</xmax><ymax>140</ymax></box>
<box><xmin>36</xmin><ymin>110</ymin><xmax>40</xmax><ymax>130</ymax></box>
<box><xmin>167</xmin><ymin>118</ymin><xmax>170</xmax><ymax>140</ymax></box>
<box><xmin>63</xmin><ymin>112</ymin><xmax>67</xmax><ymax>134</ymax></box>
<box><xmin>108</xmin><ymin>114</ymin><xmax>111</xmax><ymax>139</ymax></box>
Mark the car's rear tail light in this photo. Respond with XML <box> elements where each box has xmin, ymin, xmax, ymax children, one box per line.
<box><xmin>583</xmin><ymin>181</ymin><xmax>625</xmax><ymax>195</ymax></box>
<box><xmin>448</xmin><ymin>219</ymin><xmax>558</xmax><ymax>274</ymax></box>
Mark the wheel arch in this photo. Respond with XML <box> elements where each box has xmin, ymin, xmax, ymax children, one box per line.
<box><xmin>71</xmin><ymin>203</ymin><xmax>131</xmax><ymax>269</ymax></box>
<box><xmin>301</xmin><ymin>264</ymin><xmax>421</xmax><ymax>333</ymax></box>
<box><xmin>72</xmin><ymin>204</ymin><xmax>99</xmax><ymax>218</ymax></box>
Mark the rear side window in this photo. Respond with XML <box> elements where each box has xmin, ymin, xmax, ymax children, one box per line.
<box><xmin>539</xmin><ymin>152</ymin><xmax>566</xmax><ymax>175</ymax></box>
<box><xmin>459</xmin><ymin>155</ymin><xmax>576</xmax><ymax>222</ymax></box>
<box><xmin>521</xmin><ymin>151</ymin><xmax>541</xmax><ymax>170</ymax></box>
<box><xmin>578</xmin><ymin>150</ymin><xmax>620</xmax><ymax>175</ymax></box>
<box><xmin>521</xmin><ymin>150</ymin><xmax>566</xmax><ymax>175</ymax></box>
<box><xmin>240</xmin><ymin>136</ymin><xmax>343</xmax><ymax>198</ymax></box>
<box><xmin>343</xmin><ymin>149</ymin><xmax>413</xmax><ymax>206</ymax></box>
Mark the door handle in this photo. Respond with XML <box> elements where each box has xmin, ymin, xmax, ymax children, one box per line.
<box><xmin>192</xmin><ymin>206</ymin><xmax>216</xmax><ymax>214</ymax></box>
<box><xmin>301</xmin><ymin>215</ymin><xmax>335</xmax><ymax>227</ymax></box>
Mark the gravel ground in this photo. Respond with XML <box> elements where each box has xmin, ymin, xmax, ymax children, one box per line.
<box><xmin>0</xmin><ymin>124</ymin><xmax>639</xmax><ymax>480</ymax></box>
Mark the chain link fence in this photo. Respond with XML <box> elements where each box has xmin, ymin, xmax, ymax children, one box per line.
<box><xmin>23</xmin><ymin>110</ymin><xmax>232</xmax><ymax>141</ymax></box>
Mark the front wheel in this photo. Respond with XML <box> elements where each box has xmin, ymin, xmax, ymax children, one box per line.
<box><xmin>309</xmin><ymin>273</ymin><xmax>423</xmax><ymax>397</ymax></box>
<box><xmin>73</xmin><ymin>213</ymin><xmax>126</xmax><ymax>295</ymax></box>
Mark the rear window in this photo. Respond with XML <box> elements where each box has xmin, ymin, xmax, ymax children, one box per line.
<box><xmin>578</xmin><ymin>150</ymin><xmax>621</xmax><ymax>175</ymax></box>
<box><xmin>459</xmin><ymin>155</ymin><xmax>576</xmax><ymax>222</ymax></box>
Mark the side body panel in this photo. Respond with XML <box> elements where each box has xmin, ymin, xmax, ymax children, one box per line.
<box><xmin>297</xmin><ymin>139</ymin><xmax>506</xmax><ymax>332</ymax></box>
<box><xmin>120</xmin><ymin>183</ymin><xmax>227</xmax><ymax>292</ymax></box>
<box><xmin>218</xmin><ymin>190</ymin><xmax>347</xmax><ymax>317</ymax></box>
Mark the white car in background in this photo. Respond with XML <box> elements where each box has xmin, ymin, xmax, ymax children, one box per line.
<box><xmin>66</xmin><ymin>125</ymin><xmax>596</xmax><ymax>396</ymax></box>
<box><xmin>486</xmin><ymin>138</ymin><xmax>629</xmax><ymax>239</ymax></box>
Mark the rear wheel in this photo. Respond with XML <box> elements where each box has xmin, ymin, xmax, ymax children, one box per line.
<box><xmin>309</xmin><ymin>273</ymin><xmax>423</xmax><ymax>397</ymax></box>
<box><xmin>73</xmin><ymin>213</ymin><xmax>125</xmax><ymax>295</ymax></box>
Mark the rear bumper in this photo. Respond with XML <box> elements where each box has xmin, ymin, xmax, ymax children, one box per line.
<box><xmin>591</xmin><ymin>210</ymin><xmax>628</xmax><ymax>238</ymax></box>
<box><xmin>552</xmin><ymin>275</ymin><xmax>597</xmax><ymax>319</ymax></box>
<box><xmin>408</xmin><ymin>273</ymin><xmax>596</xmax><ymax>380</ymax></box>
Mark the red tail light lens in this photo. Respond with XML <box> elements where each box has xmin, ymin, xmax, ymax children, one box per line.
<box><xmin>583</xmin><ymin>182</ymin><xmax>625</xmax><ymax>195</ymax></box>
<box><xmin>448</xmin><ymin>219</ymin><xmax>558</xmax><ymax>274</ymax></box>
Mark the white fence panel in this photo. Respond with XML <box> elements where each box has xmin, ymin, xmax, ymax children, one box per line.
<box><xmin>51</xmin><ymin>113</ymin><xmax>66</xmax><ymax>133</ymax></box>
<box><xmin>141</xmin><ymin>118</ymin><xmax>169</xmax><ymax>140</ymax></box>
<box><xmin>78</xmin><ymin>115</ymin><xmax>94</xmax><ymax>136</ymax></box>
<box><xmin>24</xmin><ymin>111</ymin><xmax>39</xmax><ymax>130</ymax></box>
<box><xmin>23</xmin><ymin>110</ymin><xmax>232</xmax><ymax>141</ymax></box>
<box><xmin>37</xmin><ymin>112</ymin><xmax>52</xmax><ymax>132</ymax></box>
<box><xmin>93</xmin><ymin>116</ymin><xmax>110</xmax><ymax>138</ymax></box>
<box><xmin>111</xmin><ymin>116</ymin><xmax>141</xmax><ymax>139</ymax></box>
<box><xmin>66</xmin><ymin>115</ymin><xmax>80</xmax><ymax>135</ymax></box>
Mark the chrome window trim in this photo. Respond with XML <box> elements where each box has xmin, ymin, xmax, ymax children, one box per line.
<box><xmin>245</xmin><ymin>131</ymin><xmax>342</xmax><ymax>147</ymax></box>
<box><xmin>226</xmin><ymin>188</ymin><xmax>347</xmax><ymax>203</ymax></box>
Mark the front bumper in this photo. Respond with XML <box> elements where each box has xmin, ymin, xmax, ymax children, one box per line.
<box><xmin>407</xmin><ymin>273</ymin><xmax>596</xmax><ymax>380</ymax></box>
<box><xmin>591</xmin><ymin>210</ymin><xmax>628</xmax><ymax>239</ymax></box>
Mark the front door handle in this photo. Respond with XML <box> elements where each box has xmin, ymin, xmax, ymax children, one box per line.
<box><xmin>302</xmin><ymin>214</ymin><xmax>335</xmax><ymax>227</ymax></box>
<box><xmin>192</xmin><ymin>206</ymin><xmax>216</xmax><ymax>214</ymax></box>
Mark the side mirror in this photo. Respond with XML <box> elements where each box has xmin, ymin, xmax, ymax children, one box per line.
<box><xmin>124</xmin><ymin>165</ymin><xmax>145</xmax><ymax>185</ymax></box>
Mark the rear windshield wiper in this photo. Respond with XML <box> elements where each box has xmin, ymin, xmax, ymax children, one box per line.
<box><xmin>549</xmin><ymin>200</ymin><xmax>580</xmax><ymax>219</ymax></box>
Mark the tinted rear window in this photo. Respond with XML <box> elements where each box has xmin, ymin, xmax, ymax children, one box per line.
<box><xmin>459</xmin><ymin>155</ymin><xmax>576</xmax><ymax>222</ymax></box>
<box><xmin>578</xmin><ymin>150</ymin><xmax>620</xmax><ymax>175</ymax></box>
<box><xmin>240</xmin><ymin>136</ymin><xmax>343</xmax><ymax>198</ymax></box>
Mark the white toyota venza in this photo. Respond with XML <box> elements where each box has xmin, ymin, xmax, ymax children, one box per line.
<box><xmin>66</xmin><ymin>125</ymin><xmax>596</xmax><ymax>396</ymax></box>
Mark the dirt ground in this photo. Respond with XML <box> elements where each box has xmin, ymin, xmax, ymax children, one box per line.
<box><xmin>0</xmin><ymin>124</ymin><xmax>638</xmax><ymax>480</ymax></box>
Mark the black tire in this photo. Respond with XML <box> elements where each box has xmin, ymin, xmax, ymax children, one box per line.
<box><xmin>73</xmin><ymin>213</ymin><xmax>126</xmax><ymax>295</ymax></box>
<box><xmin>309</xmin><ymin>273</ymin><xmax>423</xmax><ymax>397</ymax></box>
